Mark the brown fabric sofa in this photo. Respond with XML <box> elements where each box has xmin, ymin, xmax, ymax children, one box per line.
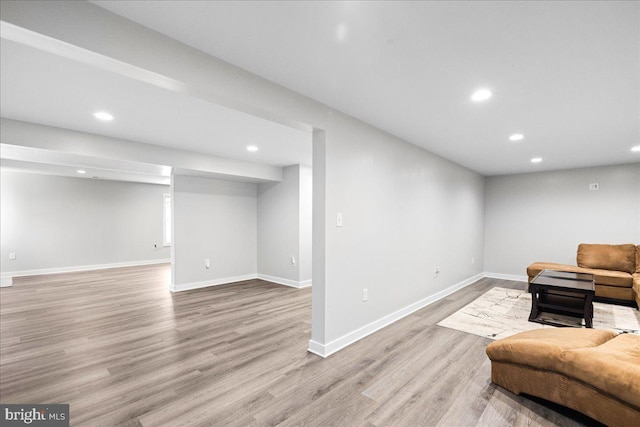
<box><xmin>486</xmin><ymin>329</ymin><xmax>640</xmax><ymax>427</ymax></box>
<box><xmin>527</xmin><ymin>243</ymin><xmax>640</xmax><ymax>308</ymax></box>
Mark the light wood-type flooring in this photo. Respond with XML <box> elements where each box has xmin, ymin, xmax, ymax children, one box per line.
<box><xmin>0</xmin><ymin>264</ymin><xmax>600</xmax><ymax>426</ymax></box>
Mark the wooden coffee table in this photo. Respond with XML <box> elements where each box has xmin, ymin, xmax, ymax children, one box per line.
<box><xmin>529</xmin><ymin>270</ymin><xmax>595</xmax><ymax>328</ymax></box>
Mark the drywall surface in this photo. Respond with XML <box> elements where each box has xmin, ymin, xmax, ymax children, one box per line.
<box><xmin>257</xmin><ymin>164</ymin><xmax>312</xmax><ymax>286</ymax></box>
<box><xmin>0</xmin><ymin>169</ymin><xmax>170</xmax><ymax>274</ymax></box>
<box><xmin>321</xmin><ymin>114</ymin><xmax>486</xmax><ymax>342</ymax></box>
<box><xmin>299</xmin><ymin>165</ymin><xmax>312</xmax><ymax>283</ymax></box>
<box><xmin>257</xmin><ymin>165</ymin><xmax>301</xmax><ymax>283</ymax></box>
<box><xmin>172</xmin><ymin>175</ymin><xmax>257</xmax><ymax>287</ymax></box>
<box><xmin>484</xmin><ymin>163</ymin><xmax>640</xmax><ymax>276</ymax></box>
<box><xmin>2</xmin><ymin>1</ymin><xmax>486</xmax><ymax>353</ymax></box>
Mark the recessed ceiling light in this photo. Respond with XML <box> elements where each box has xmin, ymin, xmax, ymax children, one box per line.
<box><xmin>93</xmin><ymin>111</ymin><xmax>114</xmax><ymax>121</ymax></box>
<box><xmin>531</xmin><ymin>157</ymin><xmax>543</xmax><ymax>163</ymax></box>
<box><xmin>632</xmin><ymin>145</ymin><xmax>640</xmax><ymax>152</ymax></box>
<box><xmin>470</xmin><ymin>88</ymin><xmax>492</xmax><ymax>102</ymax></box>
<box><xmin>247</xmin><ymin>145</ymin><xmax>258</xmax><ymax>152</ymax></box>
<box><xmin>509</xmin><ymin>133</ymin><xmax>524</xmax><ymax>141</ymax></box>
<box><xmin>336</xmin><ymin>23</ymin><xmax>348</xmax><ymax>42</ymax></box>
<box><xmin>77</xmin><ymin>169</ymin><xmax>86</xmax><ymax>174</ymax></box>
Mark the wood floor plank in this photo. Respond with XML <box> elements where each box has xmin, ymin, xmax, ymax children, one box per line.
<box><xmin>435</xmin><ymin>357</ymin><xmax>498</xmax><ymax>426</ymax></box>
<box><xmin>0</xmin><ymin>264</ymin><xmax>594</xmax><ymax>426</ymax></box>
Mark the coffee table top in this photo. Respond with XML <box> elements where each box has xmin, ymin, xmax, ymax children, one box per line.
<box><xmin>531</xmin><ymin>269</ymin><xmax>595</xmax><ymax>292</ymax></box>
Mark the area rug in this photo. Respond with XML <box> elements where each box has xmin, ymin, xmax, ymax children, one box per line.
<box><xmin>437</xmin><ymin>287</ymin><xmax>640</xmax><ymax>340</ymax></box>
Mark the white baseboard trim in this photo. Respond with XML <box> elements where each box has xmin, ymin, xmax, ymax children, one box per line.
<box><xmin>1</xmin><ymin>259</ymin><xmax>171</xmax><ymax>283</ymax></box>
<box><xmin>170</xmin><ymin>274</ymin><xmax>258</xmax><ymax>292</ymax></box>
<box><xmin>0</xmin><ymin>276</ymin><xmax>12</xmax><ymax>288</ymax></box>
<box><xmin>307</xmin><ymin>272</ymin><xmax>484</xmax><ymax>358</ymax></box>
<box><xmin>171</xmin><ymin>273</ymin><xmax>313</xmax><ymax>292</ymax></box>
<box><xmin>299</xmin><ymin>279</ymin><xmax>312</xmax><ymax>288</ymax></box>
<box><xmin>307</xmin><ymin>340</ymin><xmax>326</xmax><ymax>358</ymax></box>
<box><xmin>257</xmin><ymin>274</ymin><xmax>312</xmax><ymax>289</ymax></box>
<box><xmin>483</xmin><ymin>272</ymin><xmax>528</xmax><ymax>283</ymax></box>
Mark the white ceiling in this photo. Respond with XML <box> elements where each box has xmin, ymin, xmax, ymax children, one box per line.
<box><xmin>1</xmin><ymin>158</ymin><xmax>170</xmax><ymax>186</ymax></box>
<box><xmin>0</xmin><ymin>144</ymin><xmax>171</xmax><ymax>185</ymax></box>
<box><xmin>0</xmin><ymin>37</ymin><xmax>311</xmax><ymax>167</ymax></box>
<box><xmin>92</xmin><ymin>0</ymin><xmax>640</xmax><ymax>175</ymax></box>
<box><xmin>0</xmin><ymin>37</ymin><xmax>311</xmax><ymax>183</ymax></box>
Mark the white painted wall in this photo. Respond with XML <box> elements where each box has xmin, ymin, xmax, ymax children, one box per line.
<box><xmin>257</xmin><ymin>165</ymin><xmax>311</xmax><ymax>287</ymax></box>
<box><xmin>321</xmin><ymin>115</ymin><xmax>486</xmax><ymax>346</ymax></box>
<box><xmin>2</xmin><ymin>2</ymin><xmax>487</xmax><ymax>356</ymax></box>
<box><xmin>299</xmin><ymin>165</ymin><xmax>312</xmax><ymax>283</ymax></box>
<box><xmin>0</xmin><ymin>169</ymin><xmax>170</xmax><ymax>276</ymax></box>
<box><xmin>484</xmin><ymin>163</ymin><xmax>640</xmax><ymax>277</ymax></box>
<box><xmin>171</xmin><ymin>175</ymin><xmax>257</xmax><ymax>290</ymax></box>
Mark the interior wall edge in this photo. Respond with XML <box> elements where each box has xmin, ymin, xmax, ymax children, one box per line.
<box><xmin>0</xmin><ymin>259</ymin><xmax>171</xmax><ymax>282</ymax></box>
<box><xmin>307</xmin><ymin>272</ymin><xmax>485</xmax><ymax>358</ymax></box>
<box><xmin>257</xmin><ymin>273</ymin><xmax>311</xmax><ymax>289</ymax></box>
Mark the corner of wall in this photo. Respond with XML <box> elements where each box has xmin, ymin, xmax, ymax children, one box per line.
<box><xmin>257</xmin><ymin>273</ymin><xmax>311</xmax><ymax>288</ymax></box>
<box><xmin>482</xmin><ymin>272</ymin><xmax>528</xmax><ymax>283</ymax></box>
<box><xmin>308</xmin><ymin>272</ymin><xmax>484</xmax><ymax>358</ymax></box>
<box><xmin>0</xmin><ymin>276</ymin><xmax>13</xmax><ymax>287</ymax></box>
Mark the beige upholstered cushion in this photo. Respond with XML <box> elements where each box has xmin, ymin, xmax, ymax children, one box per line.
<box><xmin>527</xmin><ymin>262</ymin><xmax>632</xmax><ymax>288</ymax></box>
<box><xmin>490</xmin><ymin>361</ymin><xmax>640</xmax><ymax>427</ymax></box>
<box><xmin>577</xmin><ymin>243</ymin><xmax>636</xmax><ymax>274</ymax></box>
<box><xmin>636</xmin><ymin>246</ymin><xmax>640</xmax><ymax>274</ymax></box>
<box><xmin>596</xmin><ymin>285</ymin><xmax>635</xmax><ymax>301</ymax></box>
<box><xmin>589</xmin><ymin>269</ymin><xmax>633</xmax><ymax>288</ymax></box>
<box><xmin>560</xmin><ymin>333</ymin><xmax>640</xmax><ymax>409</ymax></box>
<box><xmin>488</xmin><ymin>330</ymin><xmax>640</xmax><ymax>427</ymax></box>
<box><xmin>485</xmin><ymin>328</ymin><xmax>618</xmax><ymax>372</ymax></box>
<box><xmin>527</xmin><ymin>263</ymin><xmax>586</xmax><ymax>278</ymax></box>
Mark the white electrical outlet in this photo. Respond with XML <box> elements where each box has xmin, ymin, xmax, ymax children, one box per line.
<box><xmin>362</xmin><ymin>288</ymin><xmax>368</xmax><ymax>302</ymax></box>
<box><xmin>589</xmin><ymin>183</ymin><xmax>599</xmax><ymax>191</ymax></box>
<box><xmin>434</xmin><ymin>266</ymin><xmax>440</xmax><ymax>277</ymax></box>
<box><xmin>9</xmin><ymin>252</ymin><xmax>16</xmax><ymax>260</ymax></box>
<box><xmin>204</xmin><ymin>258</ymin><xmax>210</xmax><ymax>269</ymax></box>
<box><xmin>291</xmin><ymin>256</ymin><xmax>296</xmax><ymax>266</ymax></box>
<box><xmin>336</xmin><ymin>213</ymin><xmax>343</xmax><ymax>227</ymax></box>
